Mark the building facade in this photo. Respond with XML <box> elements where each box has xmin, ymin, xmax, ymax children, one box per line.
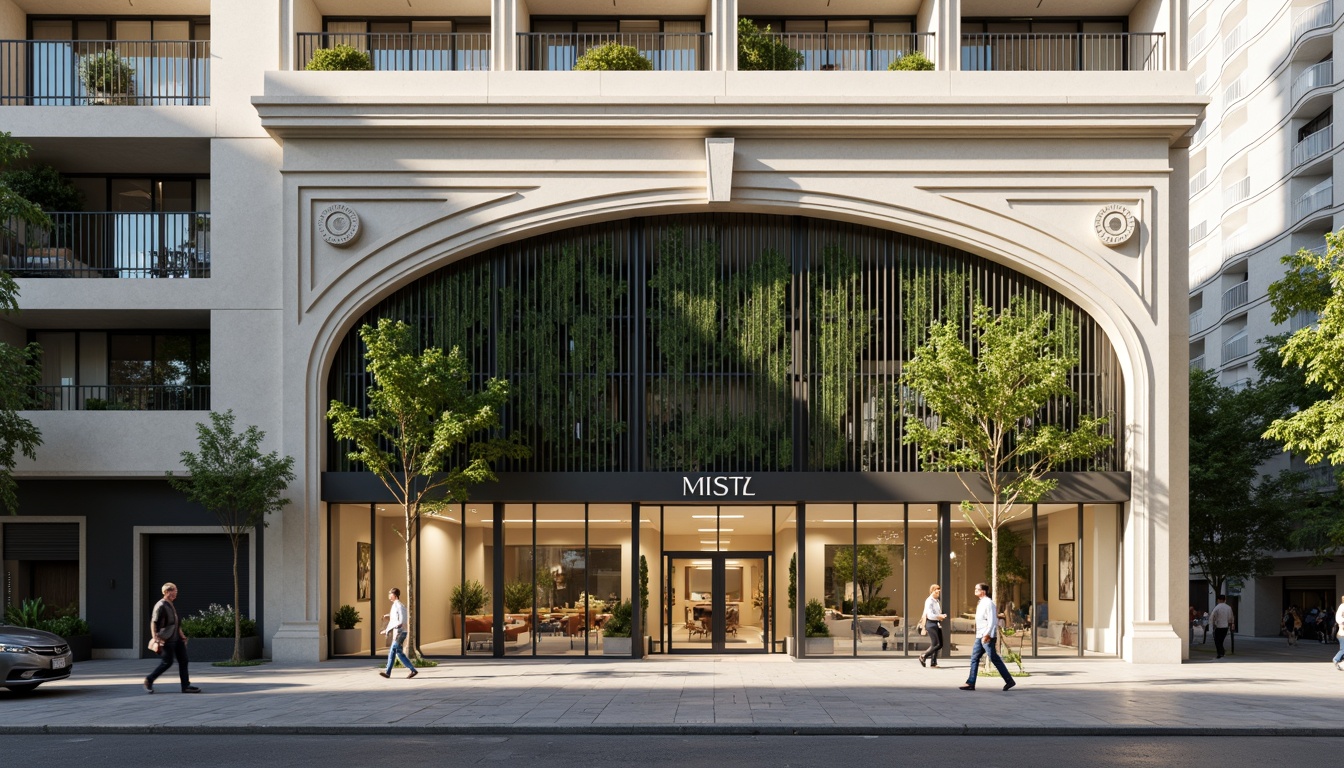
<box><xmin>1186</xmin><ymin>0</ymin><xmax>1344</xmax><ymax>636</ymax></box>
<box><xmin>0</xmin><ymin>0</ymin><xmax>1198</xmax><ymax>664</ymax></box>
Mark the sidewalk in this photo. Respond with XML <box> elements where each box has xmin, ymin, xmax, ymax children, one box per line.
<box><xmin>4</xmin><ymin>635</ymin><xmax>1342</xmax><ymax>736</ymax></box>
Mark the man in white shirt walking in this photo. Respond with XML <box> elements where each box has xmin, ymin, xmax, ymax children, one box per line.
<box><xmin>379</xmin><ymin>587</ymin><xmax>418</xmax><ymax>679</ymax></box>
<box><xmin>1208</xmin><ymin>594</ymin><xmax>1234</xmax><ymax>660</ymax></box>
<box><xmin>1332</xmin><ymin>596</ymin><xmax>1344</xmax><ymax>670</ymax></box>
<box><xmin>959</xmin><ymin>582</ymin><xmax>1015</xmax><ymax>692</ymax></box>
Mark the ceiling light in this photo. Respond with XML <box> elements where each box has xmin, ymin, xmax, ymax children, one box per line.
<box><xmin>697</xmin><ymin>528</ymin><xmax>733</xmax><ymax>532</ymax></box>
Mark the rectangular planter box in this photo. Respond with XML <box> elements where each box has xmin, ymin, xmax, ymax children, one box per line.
<box><xmin>805</xmin><ymin>637</ymin><xmax>835</xmax><ymax>655</ymax></box>
<box><xmin>186</xmin><ymin>635</ymin><xmax>262</xmax><ymax>662</ymax></box>
<box><xmin>602</xmin><ymin>636</ymin><xmax>633</xmax><ymax>655</ymax></box>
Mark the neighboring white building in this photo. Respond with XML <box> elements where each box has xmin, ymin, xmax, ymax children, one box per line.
<box><xmin>1186</xmin><ymin>0</ymin><xmax>1343</xmax><ymax>636</ymax></box>
<box><xmin>0</xmin><ymin>0</ymin><xmax>1200</xmax><ymax>665</ymax></box>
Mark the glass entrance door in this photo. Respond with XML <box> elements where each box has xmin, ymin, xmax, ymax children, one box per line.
<box><xmin>665</xmin><ymin>552</ymin><xmax>770</xmax><ymax>653</ymax></box>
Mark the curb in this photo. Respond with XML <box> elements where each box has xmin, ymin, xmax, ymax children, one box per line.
<box><xmin>4</xmin><ymin>724</ymin><xmax>1344</xmax><ymax>737</ymax></box>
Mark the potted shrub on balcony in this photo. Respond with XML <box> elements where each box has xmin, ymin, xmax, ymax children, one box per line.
<box><xmin>450</xmin><ymin>579</ymin><xmax>489</xmax><ymax>637</ymax></box>
<box><xmin>737</xmin><ymin>18</ymin><xmax>803</xmax><ymax>71</ymax></box>
<box><xmin>803</xmin><ymin>599</ymin><xmax>833</xmax><ymax>655</ymax></box>
<box><xmin>78</xmin><ymin>49</ymin><xmax>136</xmax><ymax>105</ymax></box>
<box><xmin>305</xmin><ymin>44</ymin><xmax>373</xmax><ymax>71</ymax></box>
<box><xmin>601</xmin><ymin>600</ymin><xmax>634</xmax><ymax>655</ymax></box>
<box><xmin>888</xmin><ymin>51</ymin><xmax>934</xmax><ymax>71</ymax></box>
<box><xmin>574</xmin><ymin>43</ymin><xmax>652</xmax><ymax>71</ymax></box>
<box><xmin>178</xmin><ymin>603</ymin><xmax>262</xmax><ymax>662</ymax></box>
<box><xmin>332</xmin><ymin>604</ymin><xmax>363</xmax><ymax>655</ymax></box>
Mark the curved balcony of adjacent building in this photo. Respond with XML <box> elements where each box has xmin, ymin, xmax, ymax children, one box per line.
<box><xmin>1292</xmin><ymin>124</ymin><xmax>1335</xmax><ymax>174</ymax></box>
<box><xmin>1292</xmin><ymin>179</ymin><xmax>1335</xmax><ymax>229</ymax></box>
<box><xmin>1292</xmin><ymin>1</ymin><xmax>1336</xmax><ymax>58</ymax></box>
<box><xmin>1290</xmin><ymin>60</ymin><xmax>1334</xmax><ymax>119</ymax></box>
<box><xmin>1220</xmin><ymin>280</ymin><xmax>1250</xmax><ymax>315</ymax></box>
<box><xmin>1220</xmin><ymin>331</ymin><xmax>1250</xmax><ymax>366</ymax></box>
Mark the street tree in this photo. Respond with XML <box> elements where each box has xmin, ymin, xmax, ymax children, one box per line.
<box><xmin>327</xmin><ymin>319</ymin><xmax>529</xmax><ymax>660</ymax></box>
<box><xmin>1188</xmin><ymin>368</ymin><xmax>1304</xmax><ymax>596</ymax></box>
<box><xmin>166</xmin><ymin>410</ymin><xmax>295</xmax><ymax>663</ymax></box>
<box><xmin>900</xmin><ymin>297</ymin><xmax>1113</xmax><ymax>612</ymax></box>
<box><xmin>0</xmin><ymin>131</ymin><xmax>47</xmax><ymax>514</ymax></box>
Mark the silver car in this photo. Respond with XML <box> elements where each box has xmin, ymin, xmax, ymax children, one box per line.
<box><xmin>0</xmin><ymin>624</ymin><xmax>73</xmax><ymax>693</ymax></box>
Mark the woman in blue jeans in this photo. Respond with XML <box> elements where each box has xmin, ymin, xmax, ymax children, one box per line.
<box><xmin>379</xmin><ymin>587</ymin><xmax>417</xmax><ymax>679</ymax></box>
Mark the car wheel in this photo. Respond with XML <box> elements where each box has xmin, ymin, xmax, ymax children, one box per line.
<box><xmin>4</xmin><ymin>684</ymin><xmax>40</xmax><ymax>694</ymax></box>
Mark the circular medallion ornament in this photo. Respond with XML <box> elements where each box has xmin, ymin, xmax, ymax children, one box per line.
<box><xmin>1094</xmin><ymin>204</ymin><xmax>1136</xmax><ymax>247</ymax></box>
<box><xmin>316</xmin><ymin>204</ymin><xmax>361</xmax><ymax>247</ymax></box>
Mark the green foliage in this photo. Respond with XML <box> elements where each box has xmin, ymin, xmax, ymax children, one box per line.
<box><xmin>333</xmin><ymin>604</ymin><xmax>362</xmax><ymax>630</ymax></box>
<box><xmin>500</xmin><ymin>242</ymin><xmax>627</xmax><ymax>468</ymax></box>
<box><xmin>4</xmin><ymin>597</ymin><xmax>46</xmax><ymax>627</ymax></box>
<box><xmin>888</xmin><ymin>51</ymin><xmax>934</xmax><ymax>71</ymax></box>
<box><xmin>788</xmin><ymin>553</ymin><xmax>797</xmax><ymax>613</ymax></box>
<box><xmin>831</xmin><ymin>545</ymin><xmax>894</xmax><ymax>614</ymax></box>
<box><xmin>0</xmin><ymin>133</ymin><xmax>52</xmax><ymax>234</ymax></box>
<box><xmin>78</xmin><ymin>49</ymin><xmax>136</xmax><ymax>97</ymax></box>
<box><xmin>0</xmin><ymin>165</ymin><xmax>83</xmax><ymax>213</ymax></box>
<box><xmin>1265</xmin><ymin>230</ymin><xmax>1344</xmax><ymax>466</ymax></box>
<box><xmin>647</xmin><ymin>230</ymin><xmax>793</xmax><ymax>470</ymax></box>
<box><xmin>574</xmin><ymin>43</ymin><xmax>652</xmax><ymax>71</ymax></box>
<box><xmin>41</xmin><ymin>614</ymin><xmax>90</xmax><ymax>637</ymax></box>
<box><xmin>1189</xmin><ymin>367</ymin><xmax>1300</xmax><ymax>594</ymax></box>
<box><xmin>812</xmin><ymin>245</ymin><xmax>873</xmax><ymax>468</ymax></box>
<box><xmin>804</xmin><ymin>599</ymin><xmax>830</xmax><ymax>637</ymax></box>
<box><xmin>638</xmin><ymin>555</ymin><xmax>650</xmax><ymax>633</ymax></box>
<box><xmin>503</xmin><ymin>581</ymin><xmax>534</xmax><ymax>613</ymax></box>
<box><xmin>602</xmin><ymin>600</ymin><xmax>633</xmax><ymax>637</ymax></box>
<box><xmin>985</xmin><ymin>527</ymin><xmax>1030</xmax><ymax>600</ymax></box>
<box><xmin>180</xmin><ymin>604</ymin><xmax>257</xmax><ymax>639</ymax></box>
<box><xmin>451</xmin><ymin>580</ymin><xmax>489</xmax><ymax>616</ymax></box>
<box><xmin>306</xmin><ymin>45</ymin><xmax>373</xmax><ymax>71</ymax></box>
<box><xmin>328</xmin><ymin>318</ymin><xmax>529</xmax><ymax>657</ymax></box>
<box><xmin>738</xmin><ymin>18</ymin><xmax>803</xmax><ymax>71</ymax></box>
<box><xmin>901</xmin><ymin>296</ymin><xmax>1113</xmax><ymax>615</ymax></box>
<box><xmin>535</xmin><ymin>566</ymin><xmax>556</xmax><ymax>608</ymax></box>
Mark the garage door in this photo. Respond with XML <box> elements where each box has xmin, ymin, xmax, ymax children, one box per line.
<box><xmin>142</xmin><ymin>533</ymin><xmax>248</xmax><ymax>657</ymax></box>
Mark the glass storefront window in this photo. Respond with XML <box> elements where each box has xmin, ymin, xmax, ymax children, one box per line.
<box><xmin>803</xmin><ymin>504</ymin><xmax>851</xmax><ymax>656</ymax></box>
<box><xmin>419</xmin><ymin>505</ymin><xmax>460</xmax><ymax>655</ymax></box>
<box><xmin>328</xmin><ymin>503</ymin><xmax>372</xmax><ymax>657</ymax></box>
<box><xmin>460</xmin><ymin>504</ymin><xmax>493</xmax><ymax>656</ymax></box>
<box><xmin>1035</xmin><ymin>503</ymin><xmax>1079</xmax><ymax>657</ymax></box>
<box><xmin>905</xmin><ymin>504</ymin><xmax>939</xmax><ymax>660</ymax></box>
<box><xmin>774</xmin><ymin>506</ymin><xmax>796</xmax><ymax>652</ymax></box>
<box><xmin>855</xmin><ymin>504</ymin><xmax>903</xmax><ymax>657</ymax></box>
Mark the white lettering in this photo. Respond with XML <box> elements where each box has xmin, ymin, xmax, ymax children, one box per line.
<box><xmin>713</xmin><ymin>477</ymin><xmax>729</xmax><ymax>496</ymax></box>
<box><xmin>683</xmin><ymin>476</ymin><xmax>706</xmax><ymax>496</ymax></box>
<box><xmin>739</xmin><ymin>476</ymin><xmax>755</xmax><ymax>496</ymax></box>
<box><xmin>681</xmin><ymin>475</ymin><xmax>757</xmax><ymax>497</ymax></box>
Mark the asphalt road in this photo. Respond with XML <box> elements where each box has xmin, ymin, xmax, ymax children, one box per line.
<box><xmin>2</xmin><ymin>734</ymin><xmax>1338</xmax><ymax>768</ymax></box>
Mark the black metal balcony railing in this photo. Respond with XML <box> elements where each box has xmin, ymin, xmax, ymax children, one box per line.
<box><xmin>29</xmin><ymin>384</ymin><xmax>210</xmax><ymax>411</ymax></box>
<box><xmin>760</xmin><ymin>33</ymin><xmax>933</xmax><ymax>71</ymax></box>
<box><xmin>1</xmin><ymin>212</ymin><xmax>210</xmax><ymax>279</ymax></box>
<box><xmin>518</xmin><ymin>33</ymin><xmax>711</xmax><ymax>71</ymax></box>
<box><xmin>960</xmin><ymin>33</ymin><xmax>1166</xmax><ymax>72</ymax></box>
<box><xmin>296</xmin><ymin>32</ymin><xmax>491</xmax><ymax>71</ymax></box>
<box><xmin>0</xmin><ymin>39</ymin><xmax>209</xmax><ymax>105</ymax></box>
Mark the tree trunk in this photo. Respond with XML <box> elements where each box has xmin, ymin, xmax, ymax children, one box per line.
<box><xmin>231</xmin><ymin>534</ymin><xmax>242</xmax><ymax>664</ymax></box>
<box><xmin>404</xmin><ymin>503</ymin><xmax>417</xmax><ymax>661</ymax></box>
<box><xmin>990</xmin><ymin>501</ymin><xmax>1000</xmax><ymax>628</ymax></box>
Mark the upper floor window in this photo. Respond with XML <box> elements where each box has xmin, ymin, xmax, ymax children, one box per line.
<box><xmin>1299</xmin><ymin>108</ymin><xmax>1332</xmax><ymax>142</ymax></box>
<box><xmin>960</xmin><ymin>18</ymin><xmax>1161</xmax><ymax>72</ymax></box>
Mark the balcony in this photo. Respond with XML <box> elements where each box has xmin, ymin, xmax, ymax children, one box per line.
<box><xmin>1294</xmin><ymin>1</ymin><xmax>1334</xmax><ymax>41</ymax></box>
<box><xmin>518</xmin><ymin>32</ymin><xmax>711</xmax><ymax>71</ymax></box>
<box><xmin>1190</xmin><ymin>220</ymin><xmax>1208</xmax><ymax>243</ymax></box>
<box><xmin>1293</xmin><ymin>179</ymin><xmax>1333</xmax><ymax>221</ymax></box>
<box><xmin>1190</xmin><ymin>168</ymin><xmax>1210</xmax><ymax>195</ymax></box>
<box><xmin>1291</xmin><ymin>60</ymin><xmax>1332</xmax><ymax>104</ymax></box>
<box><xmin>1190</xmin><ymin>309</ymin><xmax>1205</xmax><ymax>334</ymax></box>
<box><xmin>1291</xmin><ymin>309</ymin><xmax>1320</xmax><ymax>331</ymax></box>
<box><xmin>1191</xmin><ymin>355</ymin><xmax>1206</xmax><ymax>370</ymax></box>
<box><xmin>1223</xmin><ymin>177</ymin><xmax>1251</xmax><ymax>207</ymax></box>
<box><xmin>0</xmin><ymin>39</ymin><xmax>209</xmax><ymax>106</ymax></box>
<box><xmin>1221</xmin><ymin>332</ymin><xmax>1249</xmax><ymax>363</ymax></box>
<box><xmin>1293</xmin><ymin>124</ymin><xmax>1333</xmax><ymax>167</ymax></box>
<box><xmin>1221</xmin><ymin>76</ymin><xmax>1244</xmax><ymax>106</ymax></box>
<box><xmin>1</xmin><ymin>212</ymin><xmax>209</xmax><ymax>279</ymax></box>
<box><xmin>296</xmin><ymin>32</ymin><xmax>490</xmax><ymax>71</ymax></box>
<box><xmin>1221</xmin><ymin>280</ymin><xmax>1249</xmax><ymax>313</ymax></box>
<box><xmin>1222</xmin><ymin>229</ymin><xmax>1248</xmax><ymax>260</ymax></box>
<box><xmin>29</xmin><ymin>384</ymin><xmax>209</xmax><ymax>411</ymax></box>
<box><xmin>959</xmin><ymin>33</ymin><xmax>1166</xmax><ymax>71</ymax></box>
<box><xmin>1222</xmin><ymin>23</ymin><xmax>1246</xmax><ymax>58</ymax></box>
<box><xmin>753</xmin><ymin>32</ymin><xmax>933</xmax><ymax>71</ymax></box>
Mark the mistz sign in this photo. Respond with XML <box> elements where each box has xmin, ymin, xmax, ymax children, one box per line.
<box><xmin>682</xmin><ymin>475</ymin><xmax>756</xmax><ymax>498</ymax></box>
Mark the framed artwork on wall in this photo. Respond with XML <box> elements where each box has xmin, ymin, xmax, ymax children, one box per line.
<box><xmin>357</xmin><ymin>541</ymin><xmax>371</xmax><ymax>601</ymax></box>
<box><xmin>1058</xmin><ymin>542</ymin><xmax>1075</xmax><ymax>601</ymax></box>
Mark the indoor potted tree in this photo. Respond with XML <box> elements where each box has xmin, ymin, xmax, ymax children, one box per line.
<box><xmin>332</xmin><ymin>604</ymin><xmax>363</xmax><ymax>655</ymax></box>
<box><xmin>804</xmin><ymin>599</ymin><xmax>833</xmax><ymax>655</ymax></box>
<box><xmin>601</xmin><ymin>600</ymin><xmax>633</xmax><ymax>655</ymax></box>
<box><xmin>78</xmin><ymin>49</ymin><xmax>136</xmax><ymax>105</ymax></box>
<box><xmin>450</xmin><ymin>579</ymin><xmax>489</xmax><ymax>637</ymax></box>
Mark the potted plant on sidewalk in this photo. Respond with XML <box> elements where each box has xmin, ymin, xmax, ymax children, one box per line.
<box><xmin>602</xmin><ymin>600</ymin><xmax>634</xmax><ymax>655</ymax></box>
<box><xmin>332</xmin><ymin>604</ymin><xmax>363</xmax><ymax>655</ymax></box>
<box><xmin>804</xmin><ymin>599</ymin><xmax>833</xmax><ymax>654</ymax></box>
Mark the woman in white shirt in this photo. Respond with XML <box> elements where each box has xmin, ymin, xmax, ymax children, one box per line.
<box><xmin>918</xmin><ymin>583</ymin><xmax>947</xmax><ymax>668</ymax></box>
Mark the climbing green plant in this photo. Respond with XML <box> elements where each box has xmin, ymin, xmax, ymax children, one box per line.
<box><xmin>501</xmin><ymin>241</ymin><xmax>627</xmax><ymax>468</ymax></box>
<box><xmin>811</xmin><ymin>245</ymin><xmax>873</xmax><ymax>468</ymax></box>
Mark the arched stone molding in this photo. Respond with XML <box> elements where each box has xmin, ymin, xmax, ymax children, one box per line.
<box><xmin>276</xmin><ymin>174</ymin><xmax>1182</xmax><ymax>664</ymax></box>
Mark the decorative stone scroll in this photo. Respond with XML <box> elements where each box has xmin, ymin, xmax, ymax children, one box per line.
<box><xmin>316</xmin><ymin>203</ymin><xmax>361</xmax><ymax>247</ymax></box>
<box><xmin>1094</xmin><ymin>204</ymin><xmax>1136</xmax><ymax>247</ymax></box>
